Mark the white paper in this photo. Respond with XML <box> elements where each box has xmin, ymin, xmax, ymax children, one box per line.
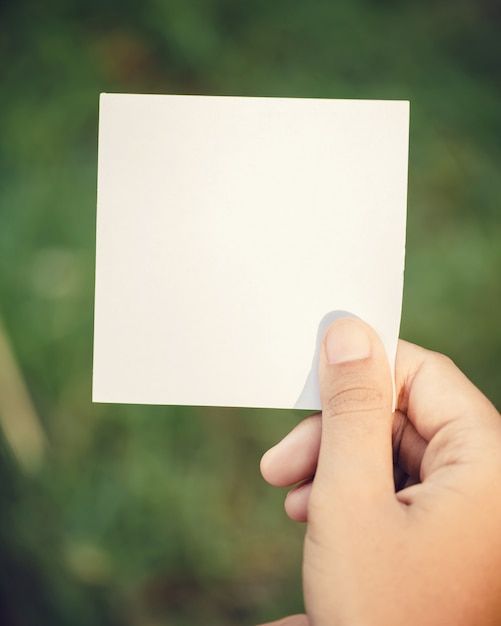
<box><xmin>93</xmin><ymin>94</ymin><xmax>409</xmax><ymax>410</ymax></box>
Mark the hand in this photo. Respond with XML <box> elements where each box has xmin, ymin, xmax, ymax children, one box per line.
<box><xmin>259</xmin><ymin>317</ymin><xmax>501</xmax><ymax>626</ymax></box>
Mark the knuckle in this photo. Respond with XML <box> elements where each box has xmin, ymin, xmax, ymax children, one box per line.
<box><xmin>324</xmin><ymin>375</ymin><xmax>387</xmax><ymax>419</ymax></box>
<box><xmin>430</xmin><ymin>350</ymin><xmax>456</xmax><ymax>370</ymax></box>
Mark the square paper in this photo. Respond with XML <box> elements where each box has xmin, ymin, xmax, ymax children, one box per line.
<box><xmin>93</xmin><ymin>94</ymin><xmax>409</xmax><ymax>410</ymax></box>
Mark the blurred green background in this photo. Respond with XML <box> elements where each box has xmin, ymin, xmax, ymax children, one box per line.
<box><xmin>0</xmin><ymin>1</ymin><xmax>500</xmax><ymax>624</ymax></box>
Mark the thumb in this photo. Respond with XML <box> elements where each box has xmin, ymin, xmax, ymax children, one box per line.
<box><xmin>312</xmin><ymin>317</ymin><xmax>395</xmax><ymax>510</ymax></box>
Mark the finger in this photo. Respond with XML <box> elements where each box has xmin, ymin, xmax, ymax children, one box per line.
<box><xmin>280</xmin><ymin>413</ymin><xmax>425</xmax><ymax>527</ymax></box>
<box><xmin>260</xmin><ymin>414</ymin><xmax>321</xmax><ymax>487</ymax></box>
<box><xmin>393</xmin><ymin>340</ymin><xmax>501</xmax><ymax>498</ymax></box>
<box><xmin>393</xmin><ymin>463</ymin><xmax>409</xmax><ymax>492</ymax></box>
<box><xmin>392</xmin><ymin>409</ymin><xmax>427</xmax><ymax>479</ymax></box>
<box><xmin>261</xmin><ymin>406</ymin><xmax>426</xmax><ymax>493</ymax></box>
<box><xmin>395</xmin><ymin>340</ymin><xmax>499</xmax><ymax>442</ymax></box>
<box><xmin>257</xmin><ymin>615</ymin><xmax>309</xmax><ymax>626</ymax></box>
<box><xmin>284</xmin><ymin>480</ymin><xmax>312</xmax><ymax>522</ymax></box>
<box><xmin>262</xmin><ymin>335</ymin><xmax>494</xmax><ymax>517</ymax></box>
<box><xmin>277</xmin><ymin>414</ymin><xmax>426</xmax><ymax>524</ymax></box>
<box><xmin>313</xmin><ymin>317</ymin><xmax>395</xmax><ymax>508</ymax></box>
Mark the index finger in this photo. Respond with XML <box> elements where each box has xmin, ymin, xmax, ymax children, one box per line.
<box><xmin>395</xmin><ymin>340</ymin><xmax>499</xmax><ymax>443</ymax></box>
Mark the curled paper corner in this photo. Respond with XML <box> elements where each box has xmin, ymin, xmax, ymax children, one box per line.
<box><xmin>294</xmin><ymin>310</ymin><xmax>397</xmax><ymax>411</ymax></box>
<box><xmin>294</xmin><ymin>310</ymin><xmax>355</xmax><ymax>410</ymax></box>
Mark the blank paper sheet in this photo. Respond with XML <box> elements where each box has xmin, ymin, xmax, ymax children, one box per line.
<box><xmin>93</xmin><ymin>94</ymin><xmax>409</xmax><ymax>409</ymax></box>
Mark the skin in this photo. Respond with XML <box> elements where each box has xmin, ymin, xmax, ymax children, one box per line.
<box><xmin>258</xmin><ymin>317</ymin><xmax>501</xmax><ymax>626</ymax></box>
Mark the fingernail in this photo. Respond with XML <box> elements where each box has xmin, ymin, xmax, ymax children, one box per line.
<box><xmin>324</xmin><ymin>319</ymin><xmax>372</xmax><ymax>364</ymax></box>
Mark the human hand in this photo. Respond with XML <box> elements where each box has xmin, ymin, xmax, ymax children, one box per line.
<box><xmin>259</xmin><ymin>317</ymin><xmax>501</xmax><ymax>626</ymax></box>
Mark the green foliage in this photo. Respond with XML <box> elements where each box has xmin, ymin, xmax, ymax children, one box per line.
<box><xmin>0</xmin><ymin>1</ymin><xmax>499</xmax><ymax>623</ymax></box>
